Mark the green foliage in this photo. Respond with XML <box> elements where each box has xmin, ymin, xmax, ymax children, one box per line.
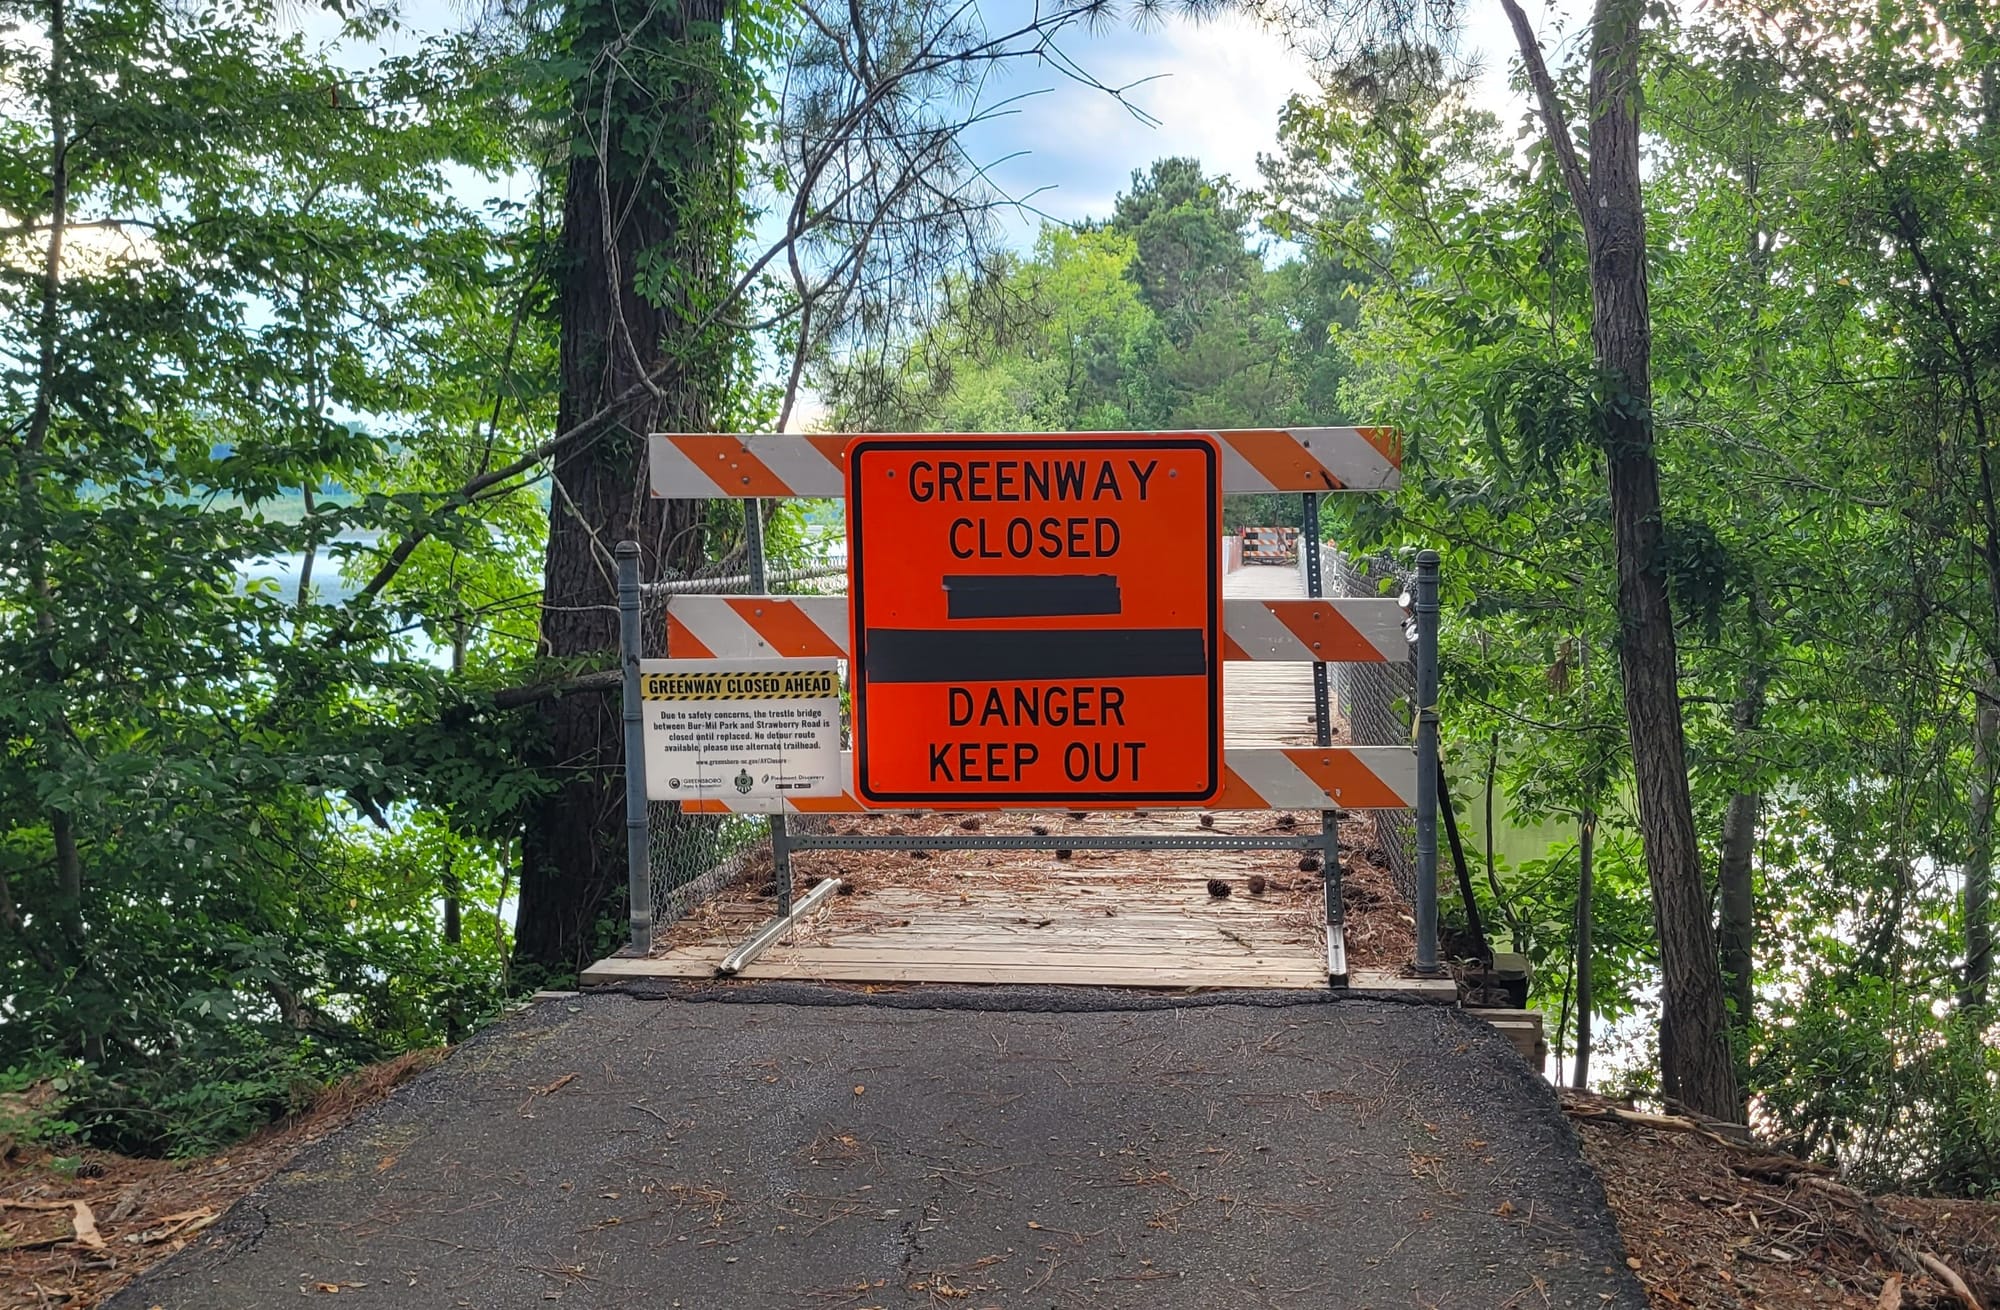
<box><xmin>821</xmin><ymin>159</ymin><xmax>1369</xmax><ymax>439</ymax></box>
<box><xmin>0</xmin><ymin>0</ymin><xmax>546</xmax><ymax>1155</ymax></box>
<box><xmin>1254</xmin><ymin>8</ymin><xmax>2000</xmax><ymax>1188</ymax></box>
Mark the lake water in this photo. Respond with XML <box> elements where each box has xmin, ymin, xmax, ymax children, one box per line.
<box><xmin>238</xmin><ymin>539</ymin><xmax>447</xmax><ymax>665</ymax></box>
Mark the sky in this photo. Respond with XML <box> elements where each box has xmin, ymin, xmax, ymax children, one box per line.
<box><xmin>338</xmin><ymin>0</ymin><xmax>1582</xmax><ymax>241</ymax></box>
<box><xmin>950</xmin><ymin>0</ymin><xmax>1552</xmax><ymax>238</ymax></box>
<box><xmin>313</xmin><ymin>0</ymin><xmax>1585</xmax><ymax>427</ymax></box>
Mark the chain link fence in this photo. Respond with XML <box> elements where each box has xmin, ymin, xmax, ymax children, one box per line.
<box><xmin>642</xmin><ymin>528</ymin><xmax>845</xmax><ymax>933</ymax></box>
<box><xmin>1330</xmin><ymin>543</ymin><xmax>1418</xmax><ymax>906</ymax></box>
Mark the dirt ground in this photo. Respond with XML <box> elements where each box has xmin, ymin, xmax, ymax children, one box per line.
<box><xmin>0</xmin><ymin>1049</ymin><xmax>444</xmax><ymax>1310</ymax></box>
<box><xmin>1568</xmin><ymin>1091</ymin><xmax>2000</xmax><ymax>1309</ymax></box>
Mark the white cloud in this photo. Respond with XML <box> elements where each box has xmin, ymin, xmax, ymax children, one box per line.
<box><xmin>965</xmin><ymin>12</ymin><xmax>1319</xmax><ymax>231</ymax></box>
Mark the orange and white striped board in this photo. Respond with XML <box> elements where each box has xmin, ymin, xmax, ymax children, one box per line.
<box><xmin>660</xmin><ymin>596</ymin><xmax>1408</xmax><ymax>660</ymax></box>
<box><xmin>649</xmin><ymin>428</ymin><xmax>1402</xmax><ymax>499</ymax></box>
<box><xmin>678</xmin><ymin>745</ymin><xmax>1416</xmax><ymax>813</ymax></box>
<box><xmin>1238</xmin><ymin>525</ymin><xmax>1300</xmax><ymax>563</ymax></box>
<box><xmin>665</xmin><ymin>595</ymin><xmax>1408</xmax><ymax>663</ymax></box>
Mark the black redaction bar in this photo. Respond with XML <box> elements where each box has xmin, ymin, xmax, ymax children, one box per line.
<box><xmin>943</xmin><ymin>574</ymin><xmax>1122</xmax><ymax>620</ymax></box>
<box><xmin>862</xmin><ymin>628</ymin><xmax>1206</xmax><ymax>682</ymax></box>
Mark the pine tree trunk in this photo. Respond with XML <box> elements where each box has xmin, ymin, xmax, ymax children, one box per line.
<box><xmin>513</xmin><ymin>0</ymin><xmax>733</xmax><ymax>973</ymax></box>
<box><xmin>1586</xmin><ymin>0</ymin><xmax>1742</xmax><ymax>1120</ymax></box>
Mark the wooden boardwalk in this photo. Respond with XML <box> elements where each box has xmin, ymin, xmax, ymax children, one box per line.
<box><xmin>1221</xmin><ymin>558</ymin><xmax>1328</xmax><ymax>747</ymax></box>
<box><xmin>583</xmin><ymin>559</ymin><xmax>1446</xmax><ymax>995</ymax></box>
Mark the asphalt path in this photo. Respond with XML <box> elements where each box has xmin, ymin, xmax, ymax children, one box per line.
<box><xmin>113</xmin><ymin>985</ymin><xmax>1644</xmax><ymax>1309</ymax></box>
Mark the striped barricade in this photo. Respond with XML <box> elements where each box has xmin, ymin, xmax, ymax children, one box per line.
<box><xmin>649</xmin><ymin>428</ymin><xmax>1402</xmax><ymax>498</ymax></box>
<box><xmin>678</xmin><ymin>746</ymin><xmax>1417</xmax><ymax>813</ymax></box>
<box><xmin>1239</xmin><ymin>526</ymin><xmax>1299</xmax><ymax>563</ymax></box>
<box><xmin>664</xmin><ymin>594</ymin><xmax>1408</xmax><ymax>664</ymax></box>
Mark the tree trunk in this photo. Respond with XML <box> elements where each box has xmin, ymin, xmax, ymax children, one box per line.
<box><xmin>1584</xmin><ymin>0</ymin><xmax>1742</xmax><ymax>1120</ymax></box>
<box><xmin>1964</xmin><ymin>668</ymin><xmax>1996</xmax><ymax>1010</ymax></box>
<box><xmin>1717</xmin><ymin>669</ymin><xmax>1765</xmax><ymax>1034</ymax></box>
<box><xmin>513</xmin><ymin>0</ymin><xmax>734</xmax><ymax>974</ymax></box>
<box><xmin>1573</xmin><ymin>809</ymin><xmax>1594</xmax><ymax>1090</ymax></box>
<box><xmin>1497</xmin><ymin>0</ymin><xmax>1742</xmax><ymax>1116</ymax></box>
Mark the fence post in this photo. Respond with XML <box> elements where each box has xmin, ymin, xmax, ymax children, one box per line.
<box><xmin>745</xmin><ymin>500</ymin><xmax>794</xmax><ymax>914</ymax></box>
<box><xmin>1301</xmin><ymin>494</ymin><xmax>1342</xmax><ymax>951</ymax></box>
<box><xmin>618</xmin><ymin>540</ymin><xmax>653</xmax><ymax>955</ymax></box>
<box><xmin>1412</xmin><ymin>549</ymin><xmax>1443</xmax><ymax>974</ymax></box>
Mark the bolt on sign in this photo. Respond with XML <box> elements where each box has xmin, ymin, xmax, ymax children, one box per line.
<box><xmin>845</xmin><ymin>435</ymin><xmax>1222</xmax><ymax>806</ymax></box>
<box><xmin>639</xmin><ymin>658</ymin><xmax>843</xmax><ymax>812</ymax></box>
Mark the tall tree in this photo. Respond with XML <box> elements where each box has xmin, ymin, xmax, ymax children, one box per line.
<box><xmin>1266</xmin><ymin>0</ymin><xmax>1743</xmax><ymax>1114</ymax></box>
<box><xmin>511</xmin><ymin>0</ymin><xmax>747</xmax><ymax>971</ymax></box>
<box><xmin>1496</xmin><ymin>0</ymin><xmax>1740</xmax><ymax>1119</ymax></box>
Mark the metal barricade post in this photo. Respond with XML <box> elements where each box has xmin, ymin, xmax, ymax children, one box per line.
<box><xmin>1301</xmin><ymin>494</ymin><xmax>1343</xmax><ymax>958</ymax></box>
<box><xmin>618</xmin><ymin>541</ymin><xmax>654</xmax><ymax>954</ymax></box>
<box><xmin>743</xmin><ymin>501</ymin><xmax>794</xmax><ymax>915</ymax></box>
<box><xmin>1412</xmin><ymin>549</ymin><xmax>1442</xmax><ymax>974</ymax></box>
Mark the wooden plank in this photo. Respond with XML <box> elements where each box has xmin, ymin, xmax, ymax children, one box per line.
<box><xmin>770</xmin><ymin>926</ymin><xmax>1312</xmax><ymax>950</ymax></box>
<box><xmin>660</xmin><ymin>939</ymin><xmax>1317</xmax><ymax>966</ymax></box>
<box><xmin>755</xmin><ymin>952</ymin><xmax>1316</xmax><ymax>973</ymax></box>
<box><xmin>594</xmin><ymin>945</ymin><xmax>1451</xmax><ymax>998</ymax></box>
<box><xmin>1343</xmin><ymin>970</ymin><xmax>1458</xmax><ymax>1002</ymax></box>
<box><xmin>646</xmin><ymin>958</ymin><xmax>1326</xmax><ymax>988</ymax></box>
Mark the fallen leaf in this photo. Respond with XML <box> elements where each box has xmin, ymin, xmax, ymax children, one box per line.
<box><xmin>375</xmin><ymin>1155</ymin><xmax>397</xmax><ymax>1174</ymax></box>
<box><xmin>70</xmin><ymin>1200</ymin><xmax>104</xmax><ymax>1250</ymax></box>
<box><xmin>1626</xmin><ymin>1257</ymin><xmax>1642</xmax><ymax>1270</ymax></box>
<box><xmin>853</xmin><ymin>1085</ymin><xmax>865</xmax><ymax>1096</ymax></box>
<box><xmin>1494</xmin><ymin>1200</ymin><xmax>1516</xmax><ymax>1218</ymax></box>
<box><xmin>1876</xmin><ymin>1275</ymin><xmax>1903</xmax><ymax>1310</ymax></box>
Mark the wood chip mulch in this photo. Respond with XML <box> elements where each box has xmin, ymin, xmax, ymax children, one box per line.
<box><xmin>1568</xmin><ymin>1090</ymin><xmax>2000</xmax><ymax>1309</ymax></box>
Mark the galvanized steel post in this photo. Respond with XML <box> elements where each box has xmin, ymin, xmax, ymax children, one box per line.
<box><xmin>1302</xmin><ymin>493</ymin><xmax>1342</xmax><ymax>941</ymax></box>
<box><xmin>617</xmin><ymin>540</ymin><xmax>653</xmax><ymax>955</ymax></box>
<box><xmin>1412</xmin><ymin>549</ymin><xmax>1443</xmax><ymax>974</ymax></box>
<box><xmin>745</xmin><ymin>501</ymin><xmax>794</xmax><ymax>914</ymax></box>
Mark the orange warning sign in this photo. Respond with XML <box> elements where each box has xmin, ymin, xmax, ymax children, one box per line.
<box><xmin>846</xmin><ymin>435</ymin><xmax>1222</xmax><ymax>806</ymax></box>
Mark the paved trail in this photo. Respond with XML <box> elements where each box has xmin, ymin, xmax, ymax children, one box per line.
<box><xmin>114</xmin><ymin>987</ymin><xmax>1643</xmax><ymax>1309</ymax></box>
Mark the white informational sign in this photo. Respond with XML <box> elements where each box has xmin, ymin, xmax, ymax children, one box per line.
<box><xmin>639</xmin><ymin>658</ymin><xmax>843</xmax><ymax>811</ymax></box>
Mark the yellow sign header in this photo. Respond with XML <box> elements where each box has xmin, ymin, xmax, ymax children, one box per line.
<box><xmin>641</xmin><ymin>669</ymin><xmax>839</xmax><ymax>702</ymax></box>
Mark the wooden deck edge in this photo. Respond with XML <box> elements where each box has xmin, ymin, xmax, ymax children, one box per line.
<box><xmin>1340</xmin><ymin>970</ymin><xmax>1459</xmax><ymax>1002</ymax></box>
<box><xmin>584</xmin><ymin>952</ymin><xmax>1467</xmax><ymax>999</ymax></box>
<box><xmin>1465</xmin><ymin>1006</ymin><xmax>1548</xmax><ymax>1068</ymax></box>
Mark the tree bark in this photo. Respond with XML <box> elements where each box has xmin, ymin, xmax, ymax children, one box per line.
<box><xmin>1588</xmin><ymin>0</ymin><xmax>1739</xmax><ymax>1120</ymax></box>
<box><xmin>1717</xmin><ymin>668</ymin><xmax>1765</xmax><ymax>1033</ymax></box>
<box><xmin>513</xmin><ymin>0</ymin><xmax>734</xmax><ymax>973</ymax></box>
<box><xmin>1964</xmin><ymin>669</ymin><xmax>1996</xmax><ymax>1010</ymax></box>
<box><xmin>1573</xmin><ymin>809</ymin><xmax>1594</xmax><ymax>1090</ymax></box>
